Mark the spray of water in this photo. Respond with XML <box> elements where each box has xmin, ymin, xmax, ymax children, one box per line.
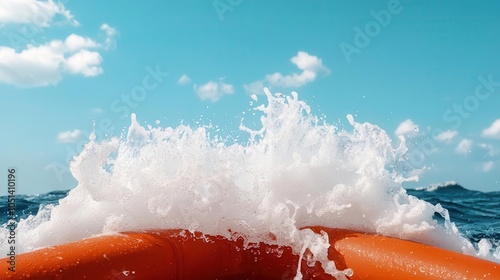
<box><xmin>2</xmin><ymin>88</ymin><xmax>497</xmax><ymax>279</ymax></box>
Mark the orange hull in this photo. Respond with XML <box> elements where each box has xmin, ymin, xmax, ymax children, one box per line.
<box><xmin>1</xmin><ymin>227</ymin><xmax>498</xmax><ymax>279</ymax></box>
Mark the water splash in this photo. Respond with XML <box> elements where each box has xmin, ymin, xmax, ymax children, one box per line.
<box><xmin>2</xmin><ymin>88</ymin><xmax>496</xmax><ymax>278</ymax></box>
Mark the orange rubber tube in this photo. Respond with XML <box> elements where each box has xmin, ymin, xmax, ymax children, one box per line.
<box><xmin>310</xmin><ymin>227</ymin><xmax>499</xmax><ymax>279</ymax></box>
<box><xmin>1</xmin><ymin>227</ymin><xmax>498</xmax><ymax>279</ymax></box>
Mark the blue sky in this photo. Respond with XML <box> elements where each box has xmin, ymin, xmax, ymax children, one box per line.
<box><xmin>1</xmin><ymin>0</ymin><xmax>499</xmax><ymax>194</ymax></box>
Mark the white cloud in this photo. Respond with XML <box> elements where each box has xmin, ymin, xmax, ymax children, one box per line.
<box><xmin>243</xmin><ymin>80</ymin><xmax>265</xmax><ymax>95</ymax></box>
<box><xmin>435</xmin><ymin>130</ymin><xmax>458</xmax><ymax>143</ymax></box>
<box><xmin>244</xmin><ymin>51</ymin><xmax>330</xmax><ymax>95</ymax></box>
<box><xmin>455</xmin><ymin>139</ymin><xmax>472</xmax><ymax>155</ymax></box>
<box><xmin>266</xmin><ymin>69</ymin><xmax>315</xmax><ymax>88</ymax></box>
<box><xmin>0</xmin><ymin>43</ymin><xmax>64</xmax><ymax>86</ymax></box>
<box><xmin>100</xmin><ymin>23</ymin><xmax>116</xmax><ymax>49</ymax></box>
<box><xmin>64</xmin><ymin>34</ymin><xmax>98</xmax><ymax>51</ymax></box>
<box><xmin>177</xmin><ymin>74</ymin><xmax>191</xmax><ymax>85</ymax></box>
<box><xmin>0</xmin><ymin>0</ymin><xmax>78</xmax><ymax>27</ymax></box>
<box><xmin>194</xmin><ymin>80</ymin><xmax>234</xmax><ymax>102</ymax></box>
<box><xmin>482</xmin><ymin>161</ymin><xmax>494</xmax><ymax>173</ymax></box>
<box><xmin>57</xmin><ymin>129</ymin><xmax>82</xmax><ymax>143</ymax></box>
<box><xmin>0</xmin><ymin>29</ymin><xmax>115</xmax><ymax>87</ymax></box>
<box><xmin>395</xmin><ymin>119</ymin><xmax>419</xmax><ymax>136</ymax></box>
<box><xmin>478</xmin><ymin>143</ymin><xmax>498</xmax><ymax>157</ymax></box>
<box><xmin>65</xmin><ymin>49</ymin><xmax>103</xmax><ymax>77</ymax></box>
<box><xmin>291</xmin><ymin>51</ymin><xmax>330</xmax><ymax>74</ymax></box>
<box><xmin>481</xmin><ymin>119</ymin><xmax>500</xmax><ymax>139</ymax></box>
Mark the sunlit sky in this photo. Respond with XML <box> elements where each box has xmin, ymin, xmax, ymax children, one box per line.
<box><xmin>1</xmin><ymin>0</ymin><xmax>499</xmax><ymax>194</ymax></box>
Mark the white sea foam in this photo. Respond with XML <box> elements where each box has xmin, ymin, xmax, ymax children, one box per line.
<box><xmin>2</xmin><ymin>88</ymin><xmax>497</xmax><ymax>278</ymax></box>
<box><xmin>415</xmin><ymin>181</ymin><xmax>459</xmax><ymax>192</ymax></box>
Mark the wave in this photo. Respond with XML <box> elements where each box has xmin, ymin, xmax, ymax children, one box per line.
<box><xmin>413</xmin><ymin>181</ymin><xmax>468</xmax><ymax>192</ymax></box>
<box><xmin>408</xmin><ymin>183</ymin><xmax>500</xmax><ymax>252</ymax></box>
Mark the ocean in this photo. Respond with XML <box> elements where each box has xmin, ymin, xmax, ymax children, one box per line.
<box><xmin>407</xmin><ymin>183</ymin><xmax>500</xmax><ymax>246</ymax></box>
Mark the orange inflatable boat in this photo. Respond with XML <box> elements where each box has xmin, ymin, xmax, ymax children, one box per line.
<box><xmin>1</xmin><ymin>227</ymin><xmax>498</xmax><ymax>279</ymax></box>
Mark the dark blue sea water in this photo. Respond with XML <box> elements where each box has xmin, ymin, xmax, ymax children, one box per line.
<box><xmin>406</xmin><ymin>183</ymin><xmax>500</xmax><ymax>246</ymax></box>
<box><xmin>1</xmin><ymin>183</ymin><xmax>499</xmax><ymax>248</ymax></box>
<box><xmin>0</xmin><ymin>190</ymin><xmax>69</xmax><ymax>222</ymax></box>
